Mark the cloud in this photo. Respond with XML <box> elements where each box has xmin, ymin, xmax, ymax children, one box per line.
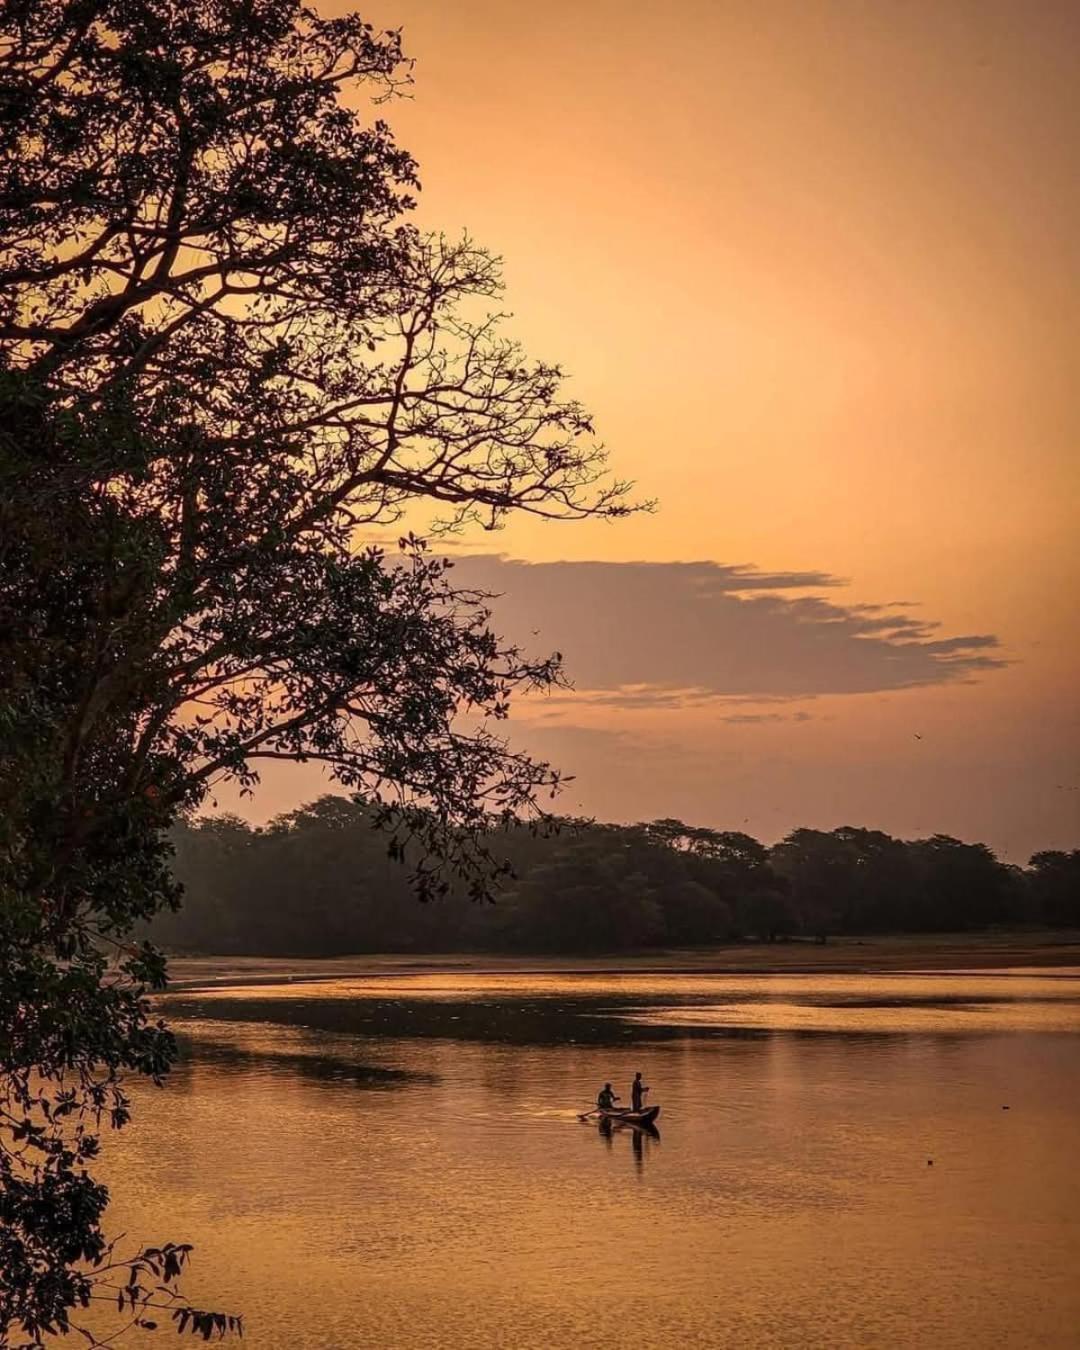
<box><xmin>444</xmin><ymin>556</ymin><xmax>1005</xmax><ymax>704</ymax></box>
<box><xmin>719</xmin><ymin>710</ymin><xmax>815</xmax><ymax>725</ymax></box>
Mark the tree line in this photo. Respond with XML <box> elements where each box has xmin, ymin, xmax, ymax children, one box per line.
<box><xmin>153</xmin><ymin>796</ymin><xmax>1080</xmax><ymax>955</ymax></box>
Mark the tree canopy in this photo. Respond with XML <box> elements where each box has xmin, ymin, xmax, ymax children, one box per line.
<box><xmin>0</xmin><ymin>1</ymin><xmax>635</xmax><ymax>1341</ymax></box>
<box><xmin>153</xmin><ymin>799</ymin><xmax>1075</xmax><ymax>957</ymax></box>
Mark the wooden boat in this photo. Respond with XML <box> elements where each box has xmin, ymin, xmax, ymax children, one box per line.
<box><xmin>597</xmin><ymin>1104</ymin><xmax>660</xmax><ymax>1126</ymax></box>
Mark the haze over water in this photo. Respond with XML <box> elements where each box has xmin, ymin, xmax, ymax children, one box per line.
<box><xmin>93</xmin><ymin>970</ymin><xmax>1080</xmax><ymax>1348</ymax></box>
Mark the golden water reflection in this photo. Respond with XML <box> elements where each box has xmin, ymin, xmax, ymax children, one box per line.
<box><xmin>95</xmin><ymin>971</ymin><xmax>1080</xmax><ymax>1348</ymax></box>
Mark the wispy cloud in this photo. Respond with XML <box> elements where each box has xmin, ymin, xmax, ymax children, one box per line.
<box><xmin>446</xmin><ymin>556</ymin><xmax>1006</xmax><ymax>705</ymax></box>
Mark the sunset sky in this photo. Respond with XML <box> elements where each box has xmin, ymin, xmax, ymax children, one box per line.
<box><xmin>232</xmin><ymin>0</ymin><xmax>1079</xmax><ymax>861</ymax></box>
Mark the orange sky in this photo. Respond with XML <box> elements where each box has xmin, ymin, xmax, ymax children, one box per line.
<box><xmin>225</xmin><ymin>0</ymin><xmax>1079</xmax><ymax>860</ymax></box>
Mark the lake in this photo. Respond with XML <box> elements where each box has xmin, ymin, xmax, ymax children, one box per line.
<box><xmin>99</xmin><ymin>969</ymin><xmax>1080</xmax><ymax>1348</ymax></box>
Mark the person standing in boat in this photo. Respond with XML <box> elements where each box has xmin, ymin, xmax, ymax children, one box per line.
<box><xmin>597</xmin><ymin>1082</ymin><xmax>620</xmax><ymax>1110</ymax></box>
<box><xmin>630</xmin><ymin>1072</ymin><xmax>648</xmax><ymax>1112</ymax></box>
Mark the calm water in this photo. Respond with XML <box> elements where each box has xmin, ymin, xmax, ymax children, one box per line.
<box><xmin>99</xmin><ymin>971</ymin><xmax>1080</xmax><ymax>1349</ymax></box>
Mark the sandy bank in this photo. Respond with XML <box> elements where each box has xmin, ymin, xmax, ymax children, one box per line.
<box><xmin>164</xmin><ymin>930</ymin><xmax>1080</xmax><ymax>991</ymax></box>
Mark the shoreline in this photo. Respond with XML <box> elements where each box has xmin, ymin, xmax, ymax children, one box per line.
<box><xmin>164</xmin><ymin>930</ymin><xmax>1080</xmax><ymax>991</ymax></box>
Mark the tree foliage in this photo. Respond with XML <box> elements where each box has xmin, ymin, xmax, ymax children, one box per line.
<box><xmin>152</xmin><ymin>798</ymin><xmax>1067</xmax><ymax>957</ymax></box>
<box><xmin>1026</xmin><ymin>850</ymin><xmax>1080</xmax><ymax>927</ymax></box>
<box><xmin>0</xmin><ymin>0</ymin><xmax>634</xmax><ymax>1341</ymax></box>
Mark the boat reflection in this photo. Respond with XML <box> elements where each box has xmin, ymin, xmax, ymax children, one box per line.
<box><xmin>596</xmin><ymin>1114</ymin><xmax>661</xmax><ymax>1172</ymax></box>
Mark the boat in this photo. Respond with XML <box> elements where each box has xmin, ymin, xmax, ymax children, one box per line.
<box><xmin>597</xmin><ymin>1104</ymin><xmax>660</xmax><ymax>1126</ymax></box>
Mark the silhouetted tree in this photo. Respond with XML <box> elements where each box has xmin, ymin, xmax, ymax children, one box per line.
<box><xmin>1027</xmin><ymin>851</ymin><xmax>1080</xmax><ymax>926</ymax></box>
<box><xmin>908</xmin><ymin>835</ymin><xmax>1017</xmax><ymax>930</ymax></box>
<box><xmin>0</xmin><ymin>0</ymin><xmax>635</xmax><ymax>1340</ymax></box>
<box><xmin>153</xmin><ymin>806</ymin><xmax>1063</xmax><ymax>957</ymax></box>
<box><xmin>830</xmin><ymin>826</ymin><xmax>920</xmax><ymax>931</ymax></box>
<box><xmin>735</xmin><ymin>885</ymin><xmax>803</xmax><ymax>943</ymax></box>
<box><xmin>497</xmin><ymin>832</ymin><xmax>665</xmax><ymax>953</ymax></box>
<box><xmin>770</xmin><ymin>829</ymin><xmax>851</xmax><ymax>938</ymax></box>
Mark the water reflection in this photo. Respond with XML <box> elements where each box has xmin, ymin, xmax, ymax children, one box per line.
<box><xmin>93</xmin><ymin>971</ymin><xmax>1080</xmax><ymax>1350</ymax></box>
<box><xmin>178</xmin><ymin>1030</ymin><xmax>438</xmax><ymax>1089</ymax></box>
<box><xmin>162</xmin><ymin>971</ymin><xmax>1080</xmax><ymax>1051</ymax></box>
<box><xmin>594</xmin><ymin>1114</ymin><xmax>661</xmax><ymax>1174</ymax></box>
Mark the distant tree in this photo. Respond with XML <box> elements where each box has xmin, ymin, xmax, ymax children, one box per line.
<box><xmin>770</xmin><ymin>829</ymin><xmax>853</xmax><ymax>938</ymax></box>
<box><xmin>498</xmin><ymin>834</ymin><xmax>665</xmax><ymax>953</ymax></box>
<box><xmin>161</xmin><ymin>796</ymin><xmax>493</xmax><ymax>954</ymax></box>
<box><xmin>735</xmin><ymin>886</ymin><xmax>803</xmax><ymax>943</ymax></box>
<box><xmin>157</xmin><ymin>815</ymin><xmax>256</xmax><ymax>953</ymax></box>
<box><xmin>0</xmin><ymin>0</ymin><xmax>636</xmax><ymax>1340</ymax></box>
<box><xmin>769</xmin><ymin>827</ymin><xmax>1024</xmax><ymax>935</ymax></box>
<box><xmin>642</xmin><ymin>820</ymin><xmax>768</xmax><ymax>869</ymax></box>
<box><xmin>830</xmin><ymin>826</ymin><xmax>919</xmax><ymax>931</ymax></box>
<box><xmin>909</xmin><ymin>835</ymin><xmax>1016</xmax><ymax>930</ymax></box>
<box><xmin>1027</xmin><ymin>851</ymin><xmax>1080</xmax><ymax>927</ymax></box>
<box><xmin>653</xmin><ymin>877</ymin><xmax>733</xmax><ymax>945</ymax></box>
<box><xmin>636</xmin><ymin>822</ymin><xmax>764</xmax><ymax>941</ymax></box>
<box><xmin>158</xmin><ymin>808</ymin><xmax>1074</xmax><ymax>957</ymax></box>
